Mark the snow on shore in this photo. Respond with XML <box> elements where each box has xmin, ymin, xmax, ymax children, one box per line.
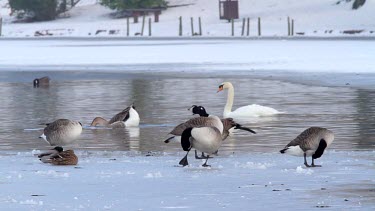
<box><xmin>1</xmin><ymin>0</ymin><xmax>375</xmax><ymax>37</ymax></box>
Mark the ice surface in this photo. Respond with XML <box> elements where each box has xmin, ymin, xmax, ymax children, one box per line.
<box><xmin>0</xmin><ymin>150</ymin><xmax>374</xmax><ymax>210</ymax></box>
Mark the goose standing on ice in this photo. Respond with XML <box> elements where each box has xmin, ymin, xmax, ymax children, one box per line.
<box><xmin>280</xmin><ymin>127</ymin><xmax>334</xmax><ymax>167</ymax></box>
<box><xmin>40</xmin><ymin>119</ymin><xmax>82</xmax><ymax>146</ymax></box>
<box><xmin>33</xmin><ymin>76</ymin><xmax>50</xmax><ymax>87</ymax></box>
<box><xmin>164</xmin><ymin>106</ymin><xmax>256</xmax><ymax>144</ymax></box>
<box><xmin>38</xmin><ymin>146</ymin><xmax>78</xmax><ymax>165</ymax></box>
<box><xmin>217</xmin><ymin>82</ymin><xmax>280</xmax><ymax>118</ymax></box>
<box><xmin>90</xmin><ymin>103</ymin><xmax>140</xmax><ymax>128</ymax></box>
<box><xmin>179</xmin><ymin>115</ymin><xmax>224</xmax><ymax>167</ymax></box>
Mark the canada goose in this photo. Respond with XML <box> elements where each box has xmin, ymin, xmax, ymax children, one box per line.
<box><xmin>217</xmin><ymin>82</ymin><xmax>280</xmax><ymax>118</ymax></box>
<box><xmin>90</xmin><ymin>104</ymin><xmax>140</xmax><ymax>127</ymax></box>
<box><xmin>39</xmin><ymin>146</ymin><xmax>78</xmax><ymax>165</ymax></box>
<box><xmin>33</xmin><ymin>76</ymin><xmax>50</xmax><ymax>87</ymax></box>
<box><xmin>188</xmin><ymin>105</ymin><xmax>256</xmax><ymax>158</ymax></box>
<box><xmin>179</xmin><ymin>115</ymin><xmax>223</xmax><ymax>167</ymax></box>
<box><xmin>40</xmin><ymin>119</ymin><xmax>82</xmax><ymax>146</ymax></box>
<box><xmin>280</xmin><ymin>127</ymin><xmax>334</xmax><ymax>167</ymax></box>
<box><xmin>165</xmin><ymin>106</ymin><xmax>256</xmax><ymax>144</ymax></box>
<box><xmin>189</xmin><ymin>105</ymin><xmax>256</xmax><ymax>139</ymax></box>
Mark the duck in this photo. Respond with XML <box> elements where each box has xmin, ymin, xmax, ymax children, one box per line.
<box><xmin>90</xmin><ymin>103</ymin><xmax>140</xmax><ymax>127</ymax></box>
<box><xmin>38</xmin><ymin>146</ymin><xmax>78</xmax><ymax>165</ymax></box>
<box><xmin>179</xmin><ymin>115</ymin><xmax>223</xmax><ymax>167</ymax></box>
<box><xmin>40</xmin><ymin>119</ymin><xmax>82</xmax><ymax>146</ymax></box>
<box><xmin>33</xmin><ymin>76</ymin><xmax>50</xmax><ymax>87</ymax></box>
<box><xmin>217</xmin><ymin>82</ymin><xmax>281</xmax><ymax>118</ymax></box>
<box><xmin>280</xmin><ymin>127</ymin><xmax>334</xmax><ymax>167</ymax></box>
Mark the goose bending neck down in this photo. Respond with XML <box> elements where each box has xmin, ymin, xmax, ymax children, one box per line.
<box><xmin>217</xmin><ymin>82</ymin><xmax>281</xmax><ymax>118</ymax></box>
<box><xmin>280</xmin><ymin>127</ymin><xmax>334</xmax><ymax>167</ymax></box>
<box><xmin>90</xmin><ymin>104</ymin><xmax>140</xmax><ymax>128</ymax></box>
<box><xmin>179</xmin><ymin>115</ymin><xmax>223</xmax><ymax>167</ymax></box>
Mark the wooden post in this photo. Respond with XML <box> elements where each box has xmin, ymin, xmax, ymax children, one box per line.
<box><xmin>198</xmin><ymin>17</ymin><xmax>202</xmax><ymax>36</ymax></box>
<box><xmin>141</xmin><ymin>15</ymin><xmax>145</xmax><ymax>36</ymax></box>
<box><xmin>190</xmin><ymin>17</ymin><xmax>194</xmax><ymax>36</ymax></box>
<box><xmin>126</xmin><ymin>17</ymin><xmax>129</xmax><ymax>36</ymax></box>
<box><xmin>148</xmin><ymin>18</ymin><xmax>152</xmax><ymax>36</ymax></box>
<box><xmin>241</xmin><ymin>18</ymin><xmax>245</xmax><ymax>36</ymax></box>
<box><xmin>0</xmin><ymin>17</ymin><xmax>2</xmax><ymax>37</ymax></box>
<box><xmin>258</xmin><ymin>17</ymin><xmax>261</xmax><ymax>36</ymax></box>
<box><xmin>246</xmin><ymin>18</ymin><xmax>250</xmax><ymax>36</ymax></box>
<box><xmin>291</xmin><ymin>19</ymin><xmax>294</xmax><ymax>36</ymax></box>
<box><xmin>134</xmin><ymin>12</ymin><xmax>139</xmax><ymax>23</ymax></box>
<box><xmin>231</xmin><ymin>19</ymin><xmax>234</xmax><ymax>36</ymax></box>
<box><xmin>287</xmin><ymin>16</ymin><xmax>291</xmax><ymax>36</ymax></box>
<box><xmin>179</xmin><ymin>16</ymin><xmax>182</xmax><ymax>36</ymax></box>
<box><xmin>154</xmin><ymin>11</ymin><xmax>160</xmax><ymax>23</ymax></box>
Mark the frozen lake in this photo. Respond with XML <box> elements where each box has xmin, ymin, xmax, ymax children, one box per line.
<box><xmin>0</xmin><ymin>38</ymin><xmax>374</xmax><ymax>210</ymax></box>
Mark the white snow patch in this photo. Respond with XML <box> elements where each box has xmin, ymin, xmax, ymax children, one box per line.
<box><xmin>19</xmin><ymin>199</ymin><xmax>43</xmax><ymax>206</ymax></box>
<box><xmin>35</xmin><ymin>170</ymin><xmax>70</xmax><ymax>178</ymax></box>
<box><xmin>235</xmin><ymin>161</ymin><xmax>273</xmax><ymax>169</ymax></box>
<box><xmin>295</xmin><ymin>166</ymin><xmax>314</xmax><ymax>175</ymax></box>
<box><xmin>144</xmin><ymin>172</ymin><xmax>163</xmax><ymax>178</ymax></box>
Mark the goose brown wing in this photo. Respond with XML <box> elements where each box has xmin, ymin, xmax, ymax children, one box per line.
<box><xmin>286</xmin><ymin>127</ymin><xmax>324</xmax><ymax>151</ymax></box>
<box><xmin>44</xmin><ymin>119</ymin><xmax>72</xmax><ymax>135</ymax></box>
<box><xmin>169</xmin><ymin>117</ymin><xmax>212</xmax><ymax>135</ymax></box>
<box><xmin>108</xmin><ymin>107</ymin><xmax>130</xmax><ymax>124</ymax></box>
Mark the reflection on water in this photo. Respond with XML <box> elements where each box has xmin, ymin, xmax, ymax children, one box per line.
<box><xmin>0</xmin><ymin>71</ymin><xmax>374</xmax><ymax>153</ymax></box>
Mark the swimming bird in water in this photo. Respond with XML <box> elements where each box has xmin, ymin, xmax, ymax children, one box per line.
<box><xmin>40</xmin><ymin>119</ymin><xmax>82</xmax><ymax>146</ymax></box>
<box><xmin>90</xmin><ymin>103</ymin><xmax>140</xmax><ymax>127</ymax></box>
<box><xmin>179</xmin><ymin>115</ymin><xmax>224</xmax><ymax>167</ymax></box>
<box><xmin>38</xmin><ymin>146</ymin><xmax>78</xmax><ymax>165</ymax></box>
<box><xmin>280</xmin><ymin>127</ymin><xmax>334</xmax><ymax>167</ymax></box>
<box><xmin>33</xmin><ymin>76</ymin><xmax>50</xmax><ymax>87</ymax></box>
<box><xmin>217</xmin><ymin>82</ymin><xmax>281</xmax><ymax>118</ymax></box>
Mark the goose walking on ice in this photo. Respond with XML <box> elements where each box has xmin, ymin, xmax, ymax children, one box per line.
<box><xmin>90</xmin><ymin>103</ymin><xmax>140</xmax><ymax>127</ymax></box>
<box><xmin>40</xmin><ymin>119</ymin><xmax>82</xmax><ymax>146</ymax></box>
<box><xmin>38</xmin><ymin>146</ymin><xmax>78</xmax><ymax>165</ymax></box>
<box><xmin>280</xmin><ymin>127</ymin><xmax>334</xmax><ymax>167</ymax></box>
<box><xmin>179</xmin><ymin>115</ymin><xmax>224</xmax><ymax>167</ymax></box>
<box><xmin>217</xmin><ymin>82</ymin><xmax>280</xmax><ymax>118</ymax></box>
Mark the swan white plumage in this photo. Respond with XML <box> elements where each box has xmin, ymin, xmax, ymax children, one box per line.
<box><xmin>217</xmin><ymin>82</ymin><xmax>281</xmax><ymax>118</ymax></box>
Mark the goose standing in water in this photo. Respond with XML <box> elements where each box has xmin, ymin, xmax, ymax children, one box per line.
<box><xmin>280</xmin><ymin>127</ymin><xmax>334</xmax><ymax>167</ymax></box>
<box><xmin>179</xmin><ymin>115</ymin><xmax>223</xmax><ymax>167</ymax></box>
<box><xmin>33</xmin><ymin>76</ymin><xmax>50</xmax><ymax>87</ymax></box>
<box><xmin>90</xmin><ymin>103</ymin><xmax>140</xmax><ymax>127</ymax></box>
<box><xmin>40</xmin><ymin>119</ymin><xmax>82</xmax><ymax>146</ymax></box>
<box><xmin>217</xmin><ymin>82</ymin><xmax>280</xmax><ymax>118</ymax></box>
<box><xmin>38</xmin><ymin>146</ymin><xmax>78</xmax><ymax>165</ymax></box>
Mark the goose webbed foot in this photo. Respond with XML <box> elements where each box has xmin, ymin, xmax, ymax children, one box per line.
<box><xmin>179</xmin><ymin>151</ymin><xmax>190</xmax><ymax>166</ymax></box>
<box><xmin>202</xmin><ymin>156</ymin><xmax>211</xmax><ymax>167</ymax></box>
<box><xmin>304</xmin><ymin>162</ymin><xmax>312</xmax><ymax>168</ymax></box>
<box><xmin>195</xmin><ymin>150</ymin><xmax>208</xmax><ymax>159</ymax></box>
<box><xmin>311</xmin><ymin>159</ymin><xmax>322</xmax><ymax>167</ymax></box>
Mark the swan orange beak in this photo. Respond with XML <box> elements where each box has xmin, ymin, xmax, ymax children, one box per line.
<box><xmin>217</xmin><ymin>87</ymin><xmax>223</xmax><ymax>93</ymax></box>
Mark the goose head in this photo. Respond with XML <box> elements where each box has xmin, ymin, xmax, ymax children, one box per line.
<box><xmin>53</xmin><ymin>146</ymin><xmax>64</xmax><ymax>153</ymax></box>
<box><xmin>188</xmin><ymin>105</ymin><xmax>209</xmax><ymax>117</ymax></box>
<box><xmin>33</xmin><ymin>79</ymin><xmax>40</xmax><ymax>87</ymax></box>
<box><xmin>217</xmin><ymin>82</ymin><xmax>233</xmax><ymax>93</ymax></box>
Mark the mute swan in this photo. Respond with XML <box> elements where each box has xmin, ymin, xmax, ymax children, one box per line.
<box><xmin>39</xmin><ymin>146</ymin><xmax>78</xmax><ymax>165</ymax></box>
<box><xmin>217</xmin><ymin>82</ymin><xmax>281</xmax><ymax>118</ymax></box>
<box><xmin>280</xmin><ymin>127</ymin><xmax>334</xmax><ymax>167</ymax></box>
<box><xmin>179</xmin><ymin>115</ymin><xmax>223</xmax><ymax>167</ymax></box>
<box><xmin>90</xmin><ymin>103</ymin><xmax>140</xmax><ymax>127</ymax></box>
<box><xmin>40</xmin><ymin>119</ymin><xmax>82</xmax><ymax>146</ymax></box>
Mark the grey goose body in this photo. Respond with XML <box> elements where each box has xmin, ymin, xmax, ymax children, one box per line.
<box><xmin>179</xmin><ymin>115</ymin><xmax>224</xmax><ymax>167</ymax></box>
<box><xmin>280</xmin><ymin>127</ymin><xmax>334</xmax><ymax>167</ymax></box>
<box><xmin>33</xmin><ymin>76</ymin><xmax>50</xmax><ymax>87</ymax></box>
<box><xmin>40</xmin><ymin>119</ymin><xmax>82</xmax><ymax>146</ymax></box>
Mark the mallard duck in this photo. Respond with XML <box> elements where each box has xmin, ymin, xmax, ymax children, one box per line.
<box><xmin>39</xmin><ymin>146</ymin><xmax>78</xmax><ymax>165</ymax></box>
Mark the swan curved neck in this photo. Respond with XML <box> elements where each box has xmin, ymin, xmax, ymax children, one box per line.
<box><xmin>224</xmin><ymin>84</ymin><xmax>234</xmax><ymax>117</ymax></box>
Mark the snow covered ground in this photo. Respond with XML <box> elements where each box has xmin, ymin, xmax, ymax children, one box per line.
<box><xmin>0</xmin><ymin>150</ymin><xmax>374</xmax><ymax>210</ymax></box>
<box><xmin>1</xmin><ymin>0</ymin><xmax>375</xmax><ymax>37</ymax></box>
